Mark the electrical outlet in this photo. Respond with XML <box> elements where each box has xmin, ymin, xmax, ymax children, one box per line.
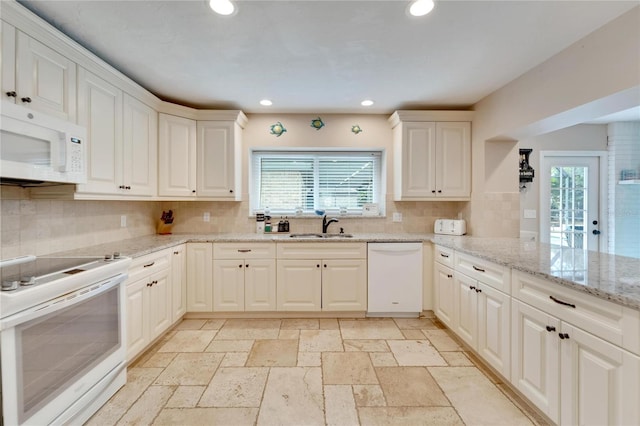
<box><xmin>120</xmin><ymin>215</ymin><xmax>127</xmax><ymax>228</ymax></box>
<box><xmin>523</xmin><ymin>209</ymin><xmax>537</xmax><ymax>219</ymax></box>
<box><xmin>392</xmin><ymin>212</ymin><xmax>403</xmax><ymax>223</ymax></box>
<box><xmin>203</xmin><ymin>212</ymin><xmax>211</xmax><ymax>222</ymax></box>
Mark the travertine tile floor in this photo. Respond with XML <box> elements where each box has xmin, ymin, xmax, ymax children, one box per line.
<box><xmin>88</xmin><ymin>317</ymin><xmax>548</xmax><ymax>425</ymax></box>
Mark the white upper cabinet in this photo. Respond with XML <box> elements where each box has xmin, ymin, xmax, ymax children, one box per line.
<box><xmin>390</xmin><ymin>111</ymin><xmax>472</xmax><ymax>201</ymax></box>
<box><xmin>159</xmin><ymin>113</ymin><xmax>246</xmax><ymax>200</ymax></box>
<box><xmin>158</xmin><ymin>113</ymin><xmax>197</xmax><ymax>197</ymax></box>
<box><xmin>2</xmin><ymin>25</ymin><xmax>77</xmax><ymax>121</ymax></box>
<box><xmin>436</xmin><ymin>122</ymin><xmax>471</xmax><ymax>198</ymax></box>
<box><xmin>197</xmin><ymin>121</ymin><xmax>241</xmax><ymax>199</ymax></box>
<box><xmin>76</xmin><ymin>69</ymin><xmax>156</xmax><ymax>197</ymax></box>
<box><xmin>122</xmin><ymin>94</ymin><xmax>157</xmax><ymax>196</ymax></box>
<box><xmin>76</xmin><ymin>68</ymin><xmax>122</xmax><ymax>195</ymax></box>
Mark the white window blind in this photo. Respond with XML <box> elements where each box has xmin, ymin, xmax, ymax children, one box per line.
<box><xmin>251</xmin><ymin>150</ymin><xmax>383</xmax><ymax>215</ymax></box>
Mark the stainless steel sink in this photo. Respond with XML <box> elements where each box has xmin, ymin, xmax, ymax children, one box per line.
<box><xmin>289</xmin><ymin>233</ymin><xmax>353</xmax><ymax>239</ymax></box>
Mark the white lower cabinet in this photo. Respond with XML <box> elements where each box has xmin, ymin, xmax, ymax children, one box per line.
<box><xmin>433</xmin><ymin>261</ymin><xmax>456</xmax><ymax>329</ymax></box>
<box><xmin>275</xmin><ymin>243</ymin><xmax>367</xmax><ymax>312</ymax></box>
<box><xmin>244</xmin><ymin>259</ymin><xmax>277</xmax><ymax>311</ymax></box>
<box><xmin>321</xmin><ymin>259</ymin><xmax>367</xmax><ymax>311</ymax></box>
<box><xmin>453</xmin><ymin>271</ymin><xmax>511</xmax><ymax>379</ymax></box>
<box><xmin>275</xmin><ymin>259</ymin><xmax>366</xmax><ymax>311</ymax></box>
<box><xmin>276</xmin><ymin>260</ymin><xmax>322</xmax><ymax>311</ymax></box>
<box><xmin>171</xmin><ymin>244</ymin><xmax>187</xmax><ymax>322</ymax></box>
<box><xmin>511</xmin><ymin>299</ymin><xmax>560</xmax><ymax>423</ymax></box>
<box><xmin>212</xmin><ymin>243</ymin><xmax>277</xmax><ymax>312</ymax></box>
<box><xmin>512</xmin><ymin>298</ymin><xmax>640</xmax><ymax>425</ymax></box>
<box><xmin>125</xmin><ymin>250</ymin><xmax>172</xmax><ymax>362</ymax></box>
<box><xmin>559</xmin><ymin>322</ymin><xmax>639</xmax><ymax>426</ymax></box>
<box><xmin>186</xmin><ymin>243</ymin><xmax>213</xmax><ymax>312</ymax></box>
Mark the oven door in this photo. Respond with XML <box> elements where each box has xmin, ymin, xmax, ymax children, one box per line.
<box><xmin>0</xmin><ymin>274</ymin><xmax>126</xmax><ymax>425</ymax></box>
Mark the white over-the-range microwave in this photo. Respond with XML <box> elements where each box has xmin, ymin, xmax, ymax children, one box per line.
<box><xmin>0</xmin><ymin>101</ymin><xmax>87</xmax><ymax>185</ymax></box>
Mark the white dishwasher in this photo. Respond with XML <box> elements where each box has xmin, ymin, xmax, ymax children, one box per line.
<box><xmin>367</xmin><ymin>242</ymin><xmax>423</xmax><ymax>317</ymax></box>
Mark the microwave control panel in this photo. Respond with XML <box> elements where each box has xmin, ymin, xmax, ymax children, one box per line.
<box><xmin>64</xmin><ymin>137</ymin><xmax>84</xmax><ymax>173</ymax></box>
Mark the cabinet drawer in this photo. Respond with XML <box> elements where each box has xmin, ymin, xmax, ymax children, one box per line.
<box><xmin>128</xmin><ymin>249</ymin><xmax>171</xmax><ymax>283</ymax></box>
<box><xmin>434</xmin><ymin>245</ymin><xmax>454</xmax><ymax>267</ymax></box>
<box><xmin>277</xmin><ymin>242</ymin><xmax>367</xmax><ymax>259</ymax></box>
<box><xmin>454</xmin><ymin>252</ymin><xmax>510</xmax><ymax>293</ymax></box>
<box><xmin>214</xmin><ymin>242</ymin><xmax>276</xmax><ymax>259</ymax></box>
<box><xmin>512</xmin><ymin>269</ymin><xmax>640</xmax><ymax>355</ymax></box>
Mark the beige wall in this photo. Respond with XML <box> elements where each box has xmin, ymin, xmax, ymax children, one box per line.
<box><xmin>519</xmin><ymin>124</ymin><xmax>608</xmax><ymax>236</ymax></box>
<box><xmin>164</xmin><ymin>113</ymin><xmax>466</xmax><ymax>236</ymax></box>
<box><xmin>468</xmin><ymin>6</ymin><xmax>640</xmax><ymax>237</ymax></box>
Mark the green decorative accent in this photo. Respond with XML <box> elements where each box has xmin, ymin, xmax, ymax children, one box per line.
<box><xmin>310</xmin><ymin>117</ymin><xmax>325</xmax><ymax>130</ymax></box>
<box><xmin>351</xmin><ymin>125</ymin><xmax>363</xmax><ymax>135</ymax></box>
<box><xmin>270</xmin><ymin>121</ymin><xmax>287</xmax><ymax>137</ymax></box>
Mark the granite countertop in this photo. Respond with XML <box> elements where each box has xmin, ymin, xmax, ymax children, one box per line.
<box><xmin>431</xmin><ymin>235</ymin><xmax>640</xmax><ymax>310</ymax></box>
<box><xmin>56</xmin><ymin>233</ymin><xmax>640</xmax><ymax>310</ymax></box>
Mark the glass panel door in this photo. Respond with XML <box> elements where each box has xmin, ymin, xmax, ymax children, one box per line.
<box><xmin>540</xmin><ymin>155</ymin><xmax>600</xmax><ymax>251</ymax></box>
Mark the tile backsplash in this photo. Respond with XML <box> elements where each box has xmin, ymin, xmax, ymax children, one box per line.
<box><xmin>1</xmin><ymin>186</ymin><xmax>465</xmax><ymax>257</ymax></box>
<box><xmin>0</xmin><ymin>186</ymin><xmax>160</xmax><ymax>259</ymax></box>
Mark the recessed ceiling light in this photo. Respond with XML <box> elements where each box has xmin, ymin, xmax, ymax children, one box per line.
<box><xmin>361</xmin><ymin>100</ymin><xmax>374</xmax><ymax>107</ymax></box>
<box><xmin>209</xmin><ymin>0</ymin><xmax>235</xmax><ymax>16</ymax></box>
<box><xmin>260</xmin><ymin>99</ymin><xmax>273</xmax><ymax>106</ymax></box>
<box><xmin>409</xmin><ymin>0</ymin><xmax>435</xmax><ymax>17</ymax></box>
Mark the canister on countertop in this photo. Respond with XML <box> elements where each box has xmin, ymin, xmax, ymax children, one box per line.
<box><xmin>256</xmin><ymin>212</ymin><xmax>265</xmax><ymax>233</ymax></box>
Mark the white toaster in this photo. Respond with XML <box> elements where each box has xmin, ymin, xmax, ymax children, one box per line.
<box><xmin>434</xmin><ymin>219</ymin><xmax>466</xmax><ymax>236</ymax></box>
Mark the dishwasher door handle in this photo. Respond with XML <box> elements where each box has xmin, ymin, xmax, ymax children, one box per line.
<box><xmin>369</xmin><ymin>246</ymin><xmax>422</xmax><ymax>254</ymax></box>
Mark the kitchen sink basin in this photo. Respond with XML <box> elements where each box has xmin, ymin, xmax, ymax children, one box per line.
<box><xmin>289</xmin><ymin>233</ymin><xmax>353</xmax><ymax>238</ymax></box>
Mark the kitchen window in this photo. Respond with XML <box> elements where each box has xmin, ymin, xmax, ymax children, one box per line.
<box><xmin>250</xmin><ymin>150</ymin><xmax>384</xmax><ymax>215</ymax></box>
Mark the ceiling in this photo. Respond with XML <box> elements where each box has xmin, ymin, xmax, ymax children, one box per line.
<box><xmin>17</xmin><ymin>0</ymin><xmax>638</xmax><ymax>115</ymax></box>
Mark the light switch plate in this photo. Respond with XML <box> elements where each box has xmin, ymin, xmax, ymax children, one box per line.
<box><xmin>523</xmin><ymin>209</ymin><xmax>537</xmax><ymax>219</ymax></box>
<box><xmin>203</xmin><ymin>212</ymin><xmax>211</xmax><ymax>222</ymax></box>
<box><xmin>120</xmin><ymin>215</ymin><xmax>126</xmax><ymax>228</ymax></box>
<box><xmin>392</xmin><ymin>212</ymin><xmax>403</xmax><ymax>222</ymax></box>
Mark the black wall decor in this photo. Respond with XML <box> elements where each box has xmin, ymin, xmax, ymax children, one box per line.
<box><xmin>519</xmin><ymin>149</ymin><xmax>535</xmax><ymax>183</ymax></box>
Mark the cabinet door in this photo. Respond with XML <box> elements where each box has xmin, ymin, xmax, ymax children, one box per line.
<box><xmin>398</xmin><ymin>122</ymin><xmax>436</xmax><ymax>199</ymax></box>
<box><xmin>433</xmin><ymin>262</ymin><xmax>455</xmax><ymax>328</ymax></box>
<box><xmin>511</xmin><ymin>300</ymin><xmax>560</xmax><ymax>424</ymax></box>
<box><xmin>171</xmin><ymin>245</ymin><xmax>187</xmax><ymax>322</ymax></box>
<box><xmin>186</xmin><ymin>243</ymin><xmax>213</xmax><ymax>312</ymax></box>
<box><xmin>122</xmin><ymin>94</ymin><xmax>157</xmax><ymax>196</ymax></box>
<box><xmin>453</xmin><ymin>272</ymin><xmax>477</xmax><ymax>348</ymax></box>
<box><xmin>1</xmin><ymin>22</ymin><xmax>17</xmax><ymax>103</ymax></box>
<box><xmin>477</xmin><ymin>283</ymin><xmax>511</xmax><ymax>379</ymax></box>
<box><xmin>76</xmin><ymin>68</ymin><xmax>122</xmax><ymax>195</ymax></box>
<box><xmin>213</xmin><ymin>259</ymin><xmax>245</xmax><ymax>311</ymax></box>
<box><xmin>158</xmin><ymin>113</ymin><xmax>197</xmax><ymax>197</ymax></box>
<box><xmin>15</xmin><ymin>31</ymin><xmax>76</xmax><ymax>121</ymax></box>
<box><xmin>148</xmin><ymin>270</ymin><xmax>172</xmax><ymax>338</ymax></box>
<box><xmin>277</xmin><ymin>260</ymin><xmax>321</xmax><ymax>311</ymax></box>
<box><xmin>435</xmin><ymin>122</ymin><xmax>471</xmax><ymax>197</ymax></box>
<box><xmin>560</xmin><ymin>322</ymin><xmax>640</xmax><ymax>426</ymax></box>
<box><xmin>322</xmin><ymin>259</ymin><xmax>367</xmax><ymax>311</ymax></box>
<box><xmin>126</xmin><ymin>277</ymin><xmax>149</xmax><ymax>362</ymax></box>
<box><xmin>197</xmin><ymin>121</ymin><xmax>238</xmax><ymax>199</ymax></box>
<box><xmin>245</xmin><ymin>259</ymin><xmax>276</xmax><ymax>311</ymax></box>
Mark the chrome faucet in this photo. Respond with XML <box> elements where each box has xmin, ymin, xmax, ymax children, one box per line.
<box><xmin>322</xmin><ymin>215</ymin><xmax>339</xmax><ymax>233</ymax></box>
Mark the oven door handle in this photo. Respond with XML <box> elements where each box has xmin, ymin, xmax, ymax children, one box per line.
<box><xmin>0</xmin><ymin>273</ymin><xmax>127</xmax><ymax>330</ymax></box>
